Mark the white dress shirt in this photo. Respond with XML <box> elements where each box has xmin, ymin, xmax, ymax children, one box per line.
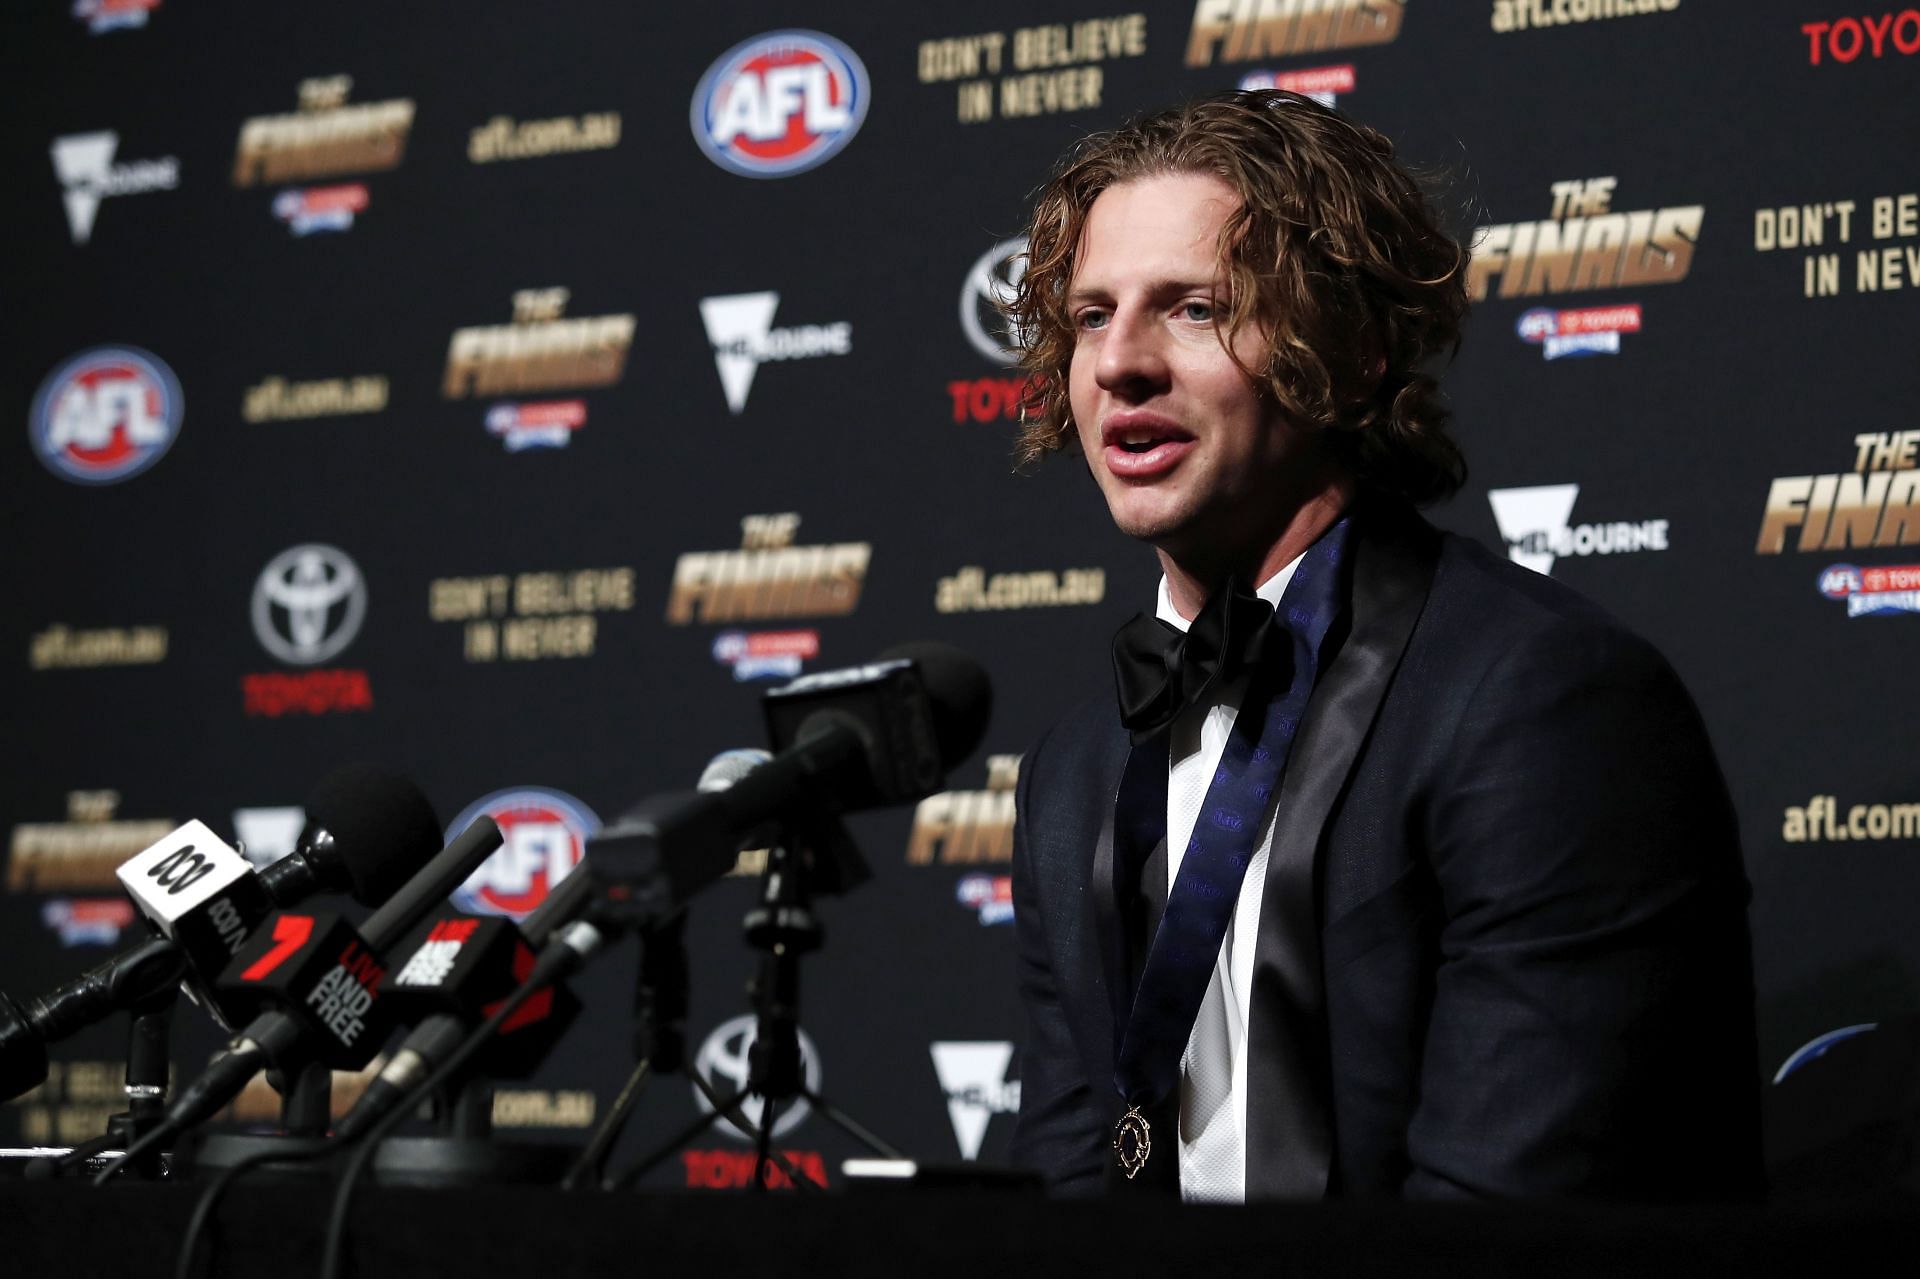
<box><xmin>1155</xmin><ymin>559</ymin><xmax>1301</xmax><ymax>1203</ymax></box>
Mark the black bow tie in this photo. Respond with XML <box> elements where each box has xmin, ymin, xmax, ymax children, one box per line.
<box><xmin>1111</xmin><ymin>579</ymin><xmax>1286</xmax><ymax>745</ymax></box>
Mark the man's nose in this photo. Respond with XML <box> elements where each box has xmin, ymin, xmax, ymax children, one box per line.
<box><xmin>1095</xmin><ymin>310</ymin><xmax>1169</xmax><ymax>399</ymax></box>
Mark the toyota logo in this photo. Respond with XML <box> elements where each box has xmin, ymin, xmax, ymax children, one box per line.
<box><xmin>959</xmin><ymin>235</ymin><xmax>1030</xmax><ymax>367</ymax></box>
<box><xmin>251</xmin><ymin>544</ymin><xmax>367</xmax><ymax>665</ymax></box>
<box><xmin>691</xmin><ymin>1013</ymin><xmax>822</xmax><ymax>1140</ymax></box>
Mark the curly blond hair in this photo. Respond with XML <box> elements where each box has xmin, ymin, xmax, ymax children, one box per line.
<box><xmin>1010</xmin><ymin>89</ymin><xmax>1468</xmax><ymax>504</ymax></box>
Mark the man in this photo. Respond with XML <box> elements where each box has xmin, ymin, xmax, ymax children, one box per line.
<box><xmin>1005</xmin><ymin>90</ymin><xmax>1762</xmax><ymax>1202</ymax></box>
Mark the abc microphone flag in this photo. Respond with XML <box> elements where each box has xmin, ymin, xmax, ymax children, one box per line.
<box><xmin>117</xmin><ymin>820</ymin><xmax>269</xmax><ymax>1002</ymax></box>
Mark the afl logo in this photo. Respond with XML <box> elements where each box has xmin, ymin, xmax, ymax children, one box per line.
<box><xmin>30</xmin><ymin>345</ymin><xmax>182</xmax><ymax>484</ymax></box>
<box><xmin>692</xmin><ymin>30</ymin><xmax>868</xmax><ymax>178</ymax></box>
<box><xmin>1515</xmin><ymin>309</ymin><xmax>1558</xmax><ymax>343</ymax></box>
<box><xmin>1818</xmin><ymin>564</ymin><xmax>1862</xmax><ymax>600</ymax></box>
<box><xmin>447</xmin><ymin>787</ymin><xmax>600</xmax><ymax>921</ymax></box>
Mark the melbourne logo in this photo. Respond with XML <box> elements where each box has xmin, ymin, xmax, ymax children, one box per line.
<box><xmin>691</xmin><ymin>31</ymin><xmax>869</xmax><ymax>177</ymax></box>
<box><xmin>30</xmin><ymin>346</ymin><xmax>182</xmax><ymax>485</ymax></box>
<box><xmin>929</xmin><ymin>1041</ymin><xmax>1020</xmax><ymax>1159</ymax></box>
<box><xmin>50</xmin><ymin>131</ymin><xmax>179</xmax><ymax>244</ymax></box>
<box><xmin>446</xmin><ymin>787</ymin><xmax>600</xmax><ymax>921</ymax></box>
<box><xmin>693</xmin><ymin>1014</ymin><xmax>822</xmax><ymax>1140</ymax></box>
<box><xmin>960</xmin><ymin>236</ymin><xmax>1029</xmax><ymax>366</ymax></box>
<box><xmin>1470</xmin><ymin>177</ymin><xmax>1701</xmax><ymax>302</ymax></box>
<box><xmin>231</xmin><ymin>807</ymin><xmax>306</xmax><ymax>869</ymax></box>
<box><xmin>251</xmin><ymin>544</ymin><xmax>367</xmax><ymax>665</ymax></box>
<box><xmin>699</xmin><ymin>292</ymin><xmax>852</xmax><ymax>414</ymax></box>
<box><xmin>1487</xmin><ymin>484</ymin><xmax>1670</xmax><ymax>576</ymax></box>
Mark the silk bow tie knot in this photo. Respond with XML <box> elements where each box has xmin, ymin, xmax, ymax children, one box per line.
<box><xmin>1111</xmin><ymin>580</ymin><xmax>1288</xmax><ymax>745</ymax></box>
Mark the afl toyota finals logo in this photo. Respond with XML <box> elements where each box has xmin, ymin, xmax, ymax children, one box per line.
<box><xmin>251</xmin><ymin>544</ymin><xmax>367</xmax><ymax>665</ymax></box>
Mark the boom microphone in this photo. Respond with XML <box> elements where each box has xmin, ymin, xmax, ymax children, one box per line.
<box><xmin>583</xmin><ymin>641</ymin><xmax>991</xmax><ymax>924</ymax></box>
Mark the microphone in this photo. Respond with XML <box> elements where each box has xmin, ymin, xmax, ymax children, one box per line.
<box><xmin>698</xmin><ymin>747</ymin><xmax>775</xmax><ymax>855</ymax></box>
<box><xmin>129</xmin><ymin>817</ymin><xmax>508</xmax><ymax>1146</ymax></box>
<box><xmin>333</xmin><ymin>757</ymin><xmax>768</xmax><ymax>1142</ymax></box>
<box><xmin>699</xmin><ymin>747</ymin><xmax>773</xmax><ymax>790</ymax></box>
<box><xmin>584</xmin><ymin>642</ymin><xmax>991</xmax><ymax>925</ymax></box>
<box><xmin>0</xmin><ymin>766</ymin><xmax>441</xmax><ymax>1101</ymax></box>
<box><xmin>331</xmin><ymin>911</ymin><xmax>601</xmax><ymax>1141</ymax></box>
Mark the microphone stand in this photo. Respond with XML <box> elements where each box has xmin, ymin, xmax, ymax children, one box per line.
<box><xmin>31</xmin><ymin>952</ymin><xmax>184</xmax><ymax>1178</ymax></box>
<box><xmin>181</xmin><ymin>1055</ymin><xmax>336</xmax><ymax>1179</ymax></box>
<box><xmin>610</xmin><ymin>814</ymin><xmax>902</xmax><ymax>1191</ymax></box>
<box><xmin>561</xmin><ymin>910</ymin><xmax>687</xmax><ymax>1189</ymax></box>
<box><xmin>100</xmin><ymin>989</ymin><xmax>176</xmax><ymax>1178</ymax></box>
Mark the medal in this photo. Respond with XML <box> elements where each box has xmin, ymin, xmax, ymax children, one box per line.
<box><xmin>1113</xmin><ymin>1104</ymin><xmax>1152</xmax><ymax>1178</ymax></box>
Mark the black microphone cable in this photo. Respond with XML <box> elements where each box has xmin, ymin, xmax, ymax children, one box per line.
<box><xmin>318</xmin><ymin>922</ymin><xmax>601</xmax><ymax>1279</ymax></box>
<box><xmin>175</xmin><ymin>1136</ymin><xmax>339</xmax><ymax>1279</ymax></box>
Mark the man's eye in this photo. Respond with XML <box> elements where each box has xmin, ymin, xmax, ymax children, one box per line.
<box><xmin>1182</xmin><ymin>301</ymin><xmax>1214</xmax><ymax>322</ymax></box>
<box><xmin>1078</xmin><ymin>310</ymin><xmax>1109</xmax><ymax>331</ymax></box>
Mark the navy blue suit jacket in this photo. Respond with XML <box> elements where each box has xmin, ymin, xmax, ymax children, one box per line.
<box><xmin>1008</xmin><ymin>504</ymin><xmax>1764</xmax><ymax>1200</ymax></box>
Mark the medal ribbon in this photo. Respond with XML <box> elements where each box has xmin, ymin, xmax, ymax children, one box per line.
<box><xmin>1107</xmin><ymin>518</ymin><xmax>1351</xmax><ymax>1117</ymax></box>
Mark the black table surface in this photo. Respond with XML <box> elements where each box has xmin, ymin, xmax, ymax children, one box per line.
<box><xmin>5</xmin><ymin>1178</ymin><xmax>1919</xmax><ymax>1278</ymax></box>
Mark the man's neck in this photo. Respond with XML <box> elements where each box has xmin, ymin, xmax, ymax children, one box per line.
<box><xmin>1158</xmin><ymin>480</ymin><xmax>1355</xmax><ymax>621</ymax></box>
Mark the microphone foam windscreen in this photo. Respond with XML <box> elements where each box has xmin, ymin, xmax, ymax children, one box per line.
<box><xmin>878</xmin><ymin>641</ymin><xmax>993</xmax><ymax>770</ymax></box>
<box><xmin>302</xmin><ymin>764</ymin><xmax>444</xmax><ymax>905</ymax></box>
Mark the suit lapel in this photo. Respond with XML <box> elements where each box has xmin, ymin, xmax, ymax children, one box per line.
<box><xmin>1051</xmin><ymin>722</ymin><xmax>1132</xmax><ymax>1106</ymax></box>
<box><xmin>1245</xmin><ymin>505</ymin><xmax>1439</xmax><ymax>1198</ymax></box>
<box><xmin>1087</xmin><ymin>734</ymin><xmax>1164</xmax><ymax>1077</ymax></box>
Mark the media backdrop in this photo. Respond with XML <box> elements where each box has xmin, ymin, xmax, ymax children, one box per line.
<box><xmin>3</xmin><ymin>0</ymin><xmax>1917</xmax><ymax>1191</ymax></box>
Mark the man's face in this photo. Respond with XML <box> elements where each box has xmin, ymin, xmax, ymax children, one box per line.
<box><xmin>1067</xmin><ymin>171</ymin><xmax>1316</xmax><ymax>564</ymax></box>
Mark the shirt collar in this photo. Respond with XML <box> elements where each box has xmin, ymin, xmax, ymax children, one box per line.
<box><xmin>1154</xmin><ymin>554</ymin><xmax>1304</xmax><ymax>633</ymax></box>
